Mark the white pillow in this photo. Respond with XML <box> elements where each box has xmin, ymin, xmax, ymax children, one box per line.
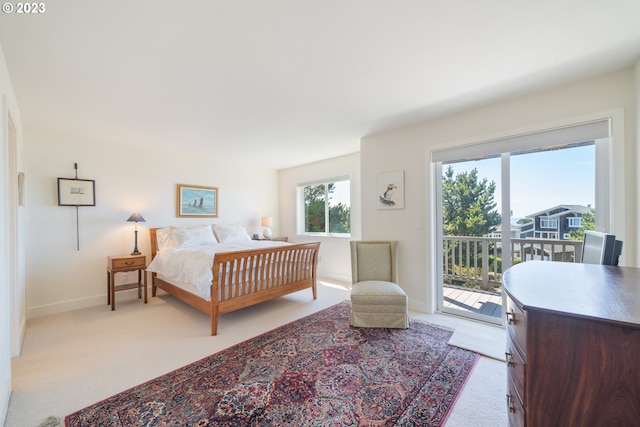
<box><xmin>156</xmin><ymin>227</ymin><xmax>177</xmax><ymax>250</ymax></box>
<box><xmin>213</xmin><ymin>224</ymin><xmax>251</xmax><ymax>243</ymax></box>
<box><xmin>172</xmin><ymin>225</ymin><xmax>218</xmax><ymax>249</ymax></box>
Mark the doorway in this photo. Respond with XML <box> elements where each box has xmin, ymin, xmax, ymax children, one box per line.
<box><xmin>433</xmin><ymin>120</ymin><xmax>608</xmax><ymax>324</ymax></box>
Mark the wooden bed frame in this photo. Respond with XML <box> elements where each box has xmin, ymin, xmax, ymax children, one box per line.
<box><xmin>149</xmin><ymin>228</ymin><xmax>320</xmax><ymax>335</ymax></box>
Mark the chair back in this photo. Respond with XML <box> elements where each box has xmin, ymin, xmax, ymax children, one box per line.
<box><xmin>350</xmin><ymin>240</ymin><xmax>398</xmax><ymax>284</ymax></box>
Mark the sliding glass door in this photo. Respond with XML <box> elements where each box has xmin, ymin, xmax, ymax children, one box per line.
<box><xmin>433</xmin><ymin>120</ymin><xmax>608</xmax><ymax>324</ymax></box>
<box><xmin>439</xmin><ymin>156</ymin><xmax>503</xmax><ymax>323</ymax></box>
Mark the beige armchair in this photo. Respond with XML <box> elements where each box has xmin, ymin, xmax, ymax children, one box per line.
<box><xmin>349</xmin><ymin>241</ymin><xmax>410</xmax><ymax>328</ymax></box>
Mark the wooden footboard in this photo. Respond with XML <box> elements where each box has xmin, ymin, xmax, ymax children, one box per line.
<box><xmin>210</xmin><ymin>243</ymin><xmax>320</xmax><ymax>335</ymax></box>
<box><xmin>149</xmin><ymin>228</ymin><xmax>320</xmax><ymax>335</ymax></box>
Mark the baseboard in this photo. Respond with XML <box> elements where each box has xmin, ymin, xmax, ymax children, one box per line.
<box><xmin>27</xmin><ymin>289</ymin><xmax>142</xmax><ymax>319</ymax></box>
<box><xmin>317</xmin><ymin>273</ymin><xmax>351</xmax><ymax>285</ymax></box>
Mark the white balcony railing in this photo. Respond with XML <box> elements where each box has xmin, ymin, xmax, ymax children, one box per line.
<box><xmin>443</xmin><ymin>236</ymin><xmax>584</xmax><ymax>291</ymax></box>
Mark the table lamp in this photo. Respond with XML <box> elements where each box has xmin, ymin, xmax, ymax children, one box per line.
<box><xmin>261</xmin><ymin>216</ymin><xmax>273</xmax><ymax>239</ymax></box>
<box><xmin>127</xmin><ymin>213</ymin><xmax>146</xmax><ymax>255</ymax></box>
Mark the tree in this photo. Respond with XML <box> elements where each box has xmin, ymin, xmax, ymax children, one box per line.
<box><xmin>569</xmin><ymin>208</ymin><xmax>595</xmax><ymax>240</ymax></box>
<box><xmin>442</xmin><ymin>165</ymin><xmax>501</xmax><ymax>236</ymax></box>
<box><xmin>304</xmin><ymin>184</ymin><xmax>326</xmax><ymax>232</ymax></box>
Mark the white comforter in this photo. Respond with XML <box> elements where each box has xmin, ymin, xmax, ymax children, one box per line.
<box><xmin>147</xmin><ymin>240</ymin><xmax>289</xmax><ymax>300</ymax></box>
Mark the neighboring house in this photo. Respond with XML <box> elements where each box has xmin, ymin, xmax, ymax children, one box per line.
<box><xmin>523</xmin><ymin>205</ymin><xmax>592</xmax><ymax>240</ymax></box>
<box><xmin>488</xmin><ymin>205</ymin><xmax>590</xmax><ymax>240</ymax></box>
<box><xmin>488</xmin><ymin>220</ymin><xmax>535</xmax><ymax>239</ymax></box>
<box><xmin>488</xmin><ymin>205</ymin><xmax>591</xmax><ymax>262</ymax></box>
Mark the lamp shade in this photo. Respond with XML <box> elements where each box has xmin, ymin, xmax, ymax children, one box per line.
<box><xmin>127</xmin><ymin>213</ymin><xmax>146</xmax><ymax>223</ymax></box>
<box><xmin>261</xmin><ymin>216</ymin><xmax>273</xmax><ymax>227</ymax></box>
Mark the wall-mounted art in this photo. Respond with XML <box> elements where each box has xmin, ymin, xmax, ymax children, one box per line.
<box><xmin>377</xmin><ymin>170</ymin><xmax>404</xmax><ymax>210</ymax></box>
<box><xmin>58</xmin><ymin>163</ymin><xmax>95</xmax><ymax>250</ymax></box>
<box><xmin>57</xmin><ymin>178</ymin><xmax>96</xmax><ymax>206</ymax></box>
<box><xmin>177</xmin><ymin>184</ymin><xmax>218</xmax><ymax>218</ymax></box>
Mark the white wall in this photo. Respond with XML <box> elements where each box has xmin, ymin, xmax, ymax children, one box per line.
<box><xmin>0</xmin><ymin>42</ymin><xmax>24</xmax><ymax>426</ymax></box>
<box><xmin>24</xmin><ymin>128</ymin><xmax>282</xmax><ymax>318</ymax></box>
<box><xmin>279</xmin><ymin>152</ymin><xmax>361</xmax><ymax>283</ymax></box>
<box><xmin>361</xmin><ymin>68</ymin><xmax>638</xmax><ymax>314</ymax></box>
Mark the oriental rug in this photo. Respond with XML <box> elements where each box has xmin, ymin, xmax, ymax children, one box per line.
<box><xmin>65</xmin><ymin>302</ymin><xmax>478</xmax><ymax>427</ymax></box>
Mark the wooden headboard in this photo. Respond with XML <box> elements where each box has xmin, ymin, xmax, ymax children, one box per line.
<box><xmin>149</xmin><ymin>228</ymin><xmax>159</xmax><ymax>260</ymax></box>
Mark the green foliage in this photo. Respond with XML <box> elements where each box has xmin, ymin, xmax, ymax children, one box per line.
<box><xmin>304</xmin><ymin>184</ymin><xmax>326</xmax><ymax>232</ymax></box>
<box><xmin>569</xmin><ymin>208</ymin><xmax>595</xmax><ymax>240</ymax></box>
<box><xmin>442</xmin><ymin>166</ymin><xmax>501</xmax><ymax>237</ymax></box>
<box><xmin>329</xmin><ymin>202</ymin><xmax>350</xmax><ymax>233</ymax></box>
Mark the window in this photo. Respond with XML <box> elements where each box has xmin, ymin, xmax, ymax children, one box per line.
<box><xmin>299</xmin><ymin>179</ymin><xmax>351</xmax><ymax>235</ymax></box>
<box><xmin>535</xmin><ymin>231</ymin><xmax>558</xmax><ymax>239</ymax></box>
<box><xmin>540</xmin><ymin>217</ymin><xmax>558</xmax><ymax>228</ymax></box>
<box><xmin>568</xmin><ymin>217</ymin><xmax>582</xmax><ymax>228</ymax></box>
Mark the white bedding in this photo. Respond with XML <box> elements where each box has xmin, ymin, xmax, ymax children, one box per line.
<box><xmin>147</xmin><ymin>240</ymin><xmax>289</xmax><ymax>300</ymax></box>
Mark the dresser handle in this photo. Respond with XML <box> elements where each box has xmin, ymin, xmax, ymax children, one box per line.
<box><xmin>506</xmin><ymin>309</ymin><xmax>516</xmax><ymax>325</ymax></box>
<box><xmin>505</xmin><ymin>350</ymin><xmax>515</xmax><ymax>367</ymax></box>
<box><xmin>125</xmin><ymin>260</ymin><xmax>134</xmax><ymax>266</ymax></box>
<box><xmin>506</xmin><ymin>393</ymin><xmax>515</xmax><ymax>413</ymax></box>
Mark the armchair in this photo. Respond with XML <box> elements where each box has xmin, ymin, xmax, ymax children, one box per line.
<box><xmin>349</xmin><ymin>240</ymin><xmax>410</xmax><ymax>329</ymax></box>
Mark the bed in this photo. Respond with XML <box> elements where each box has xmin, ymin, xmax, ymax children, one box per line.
<box><xmin>148</xmin><ymin>225</ymin><xmax>320</xmax><ymax>335</ymax></box>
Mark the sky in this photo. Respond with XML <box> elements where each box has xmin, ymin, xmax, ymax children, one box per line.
<box><xmin>445</xmin><ymin>144</ymin><xmax>595</xmax><ymax>219</ymax></box>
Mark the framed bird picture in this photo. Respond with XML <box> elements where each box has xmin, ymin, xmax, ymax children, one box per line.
<box><xmin>377</xmin><ymin>170</ymin><xmax>404</xmax><ymax>209</ymax></box>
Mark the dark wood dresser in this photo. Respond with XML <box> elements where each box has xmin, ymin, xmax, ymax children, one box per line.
<box><xmin>503</xmin><ymin>261</ymin><xmax>640</xmax><ymax>427</ymax></box>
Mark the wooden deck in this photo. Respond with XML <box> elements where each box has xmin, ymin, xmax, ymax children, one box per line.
<box><xmin>443</xmin><ymin>285</ymin><xmax>503</xmax><ymax>319</ymax></box>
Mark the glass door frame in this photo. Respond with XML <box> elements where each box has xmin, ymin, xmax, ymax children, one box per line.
<box><xmin>432</xmin><ymin>118</ymin><xmax>614</xmax><ymax>325</ymax></box>
<box><xmin>433</xmin><ymin>155</ymin><xmax>509</xmax><ymax>325</ymax></box>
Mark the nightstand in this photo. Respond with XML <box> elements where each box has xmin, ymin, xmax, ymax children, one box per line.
<box><xmin>107</xmin><ymin>254</ymin><xmax>147</xmax><ymax>310</ymax></box>
<box><xmin>252</xmin><ymin>236</ymin><xmax>288</xmax><ymax>242</ymax></box>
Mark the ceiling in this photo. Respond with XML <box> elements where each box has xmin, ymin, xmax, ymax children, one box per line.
<box><xmin>1</xmin><ymin>1</ymin><xmax>640</xmax><ymax>169</ymax></box>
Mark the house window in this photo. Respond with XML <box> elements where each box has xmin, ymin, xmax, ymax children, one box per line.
<box><xmin>298</xmin><ymin>179</ymin><xmax>351</xmax><ymax>235</ymax></box>
<box><xmin>567</xmin><ymin>217</ymin><xmax>582</xmax><ymax>228</ymax></box>
<box><xmin>535</xmin><ymin>231</ymin><xmax>558</xmax><ymax>239</ymax></box>
<box><xmin>540</xmin><ymin>217</ymin><xmax>558</xmax><ymax>228</ymax></box>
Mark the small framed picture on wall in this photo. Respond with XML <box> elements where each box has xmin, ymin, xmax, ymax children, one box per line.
<box><xmin>177</xmin><ymin>184</ymin><xmax>218</xmax><ymax>218</ymax></box>
<box><xmin>57</xmin><ymin>178</ymin><xmax>96</xmax><ymax>206</ymax></box>
<box><xmin>377</xmin><ymin>170</ymin><xmax>404</xmax><ymax>210</ymax></box>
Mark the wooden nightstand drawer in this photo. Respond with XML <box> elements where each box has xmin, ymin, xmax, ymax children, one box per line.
<box><xmin>109</xmin><ymin>255</ymin><xmax>146</xmax><ymax>270</ymax></box>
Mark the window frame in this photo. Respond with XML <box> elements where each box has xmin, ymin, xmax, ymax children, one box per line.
<box><xmin>540</xmin><ymin>217</ymin><xmax>558</xmax><ymax>229</ymax></box>
<box><xmin>297</xmin><ymin>177</ymin><xmax>351</xmax><ymax>237</ymax></box>
<box><xmin>567</xmin><ymin>217</ymin><xmax>582</xmax><ymax>228</ymax></box>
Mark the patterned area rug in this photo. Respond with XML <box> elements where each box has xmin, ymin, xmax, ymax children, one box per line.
<box><xmin>65</xmin><ymin>302</ymin><xmax>478</xmax><ymax>426</ymax></box>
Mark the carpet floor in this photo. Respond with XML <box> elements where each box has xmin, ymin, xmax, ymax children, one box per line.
<box><xmin>65</xmin><ymin>302</ymin><xmax>478</xmax><ymax>426</ymax></box>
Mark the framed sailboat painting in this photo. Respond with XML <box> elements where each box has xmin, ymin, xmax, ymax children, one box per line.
<box><xmin>177</xmin><ymin>184</ymin><xmax>218</xmax><ymax>218</ymax></box>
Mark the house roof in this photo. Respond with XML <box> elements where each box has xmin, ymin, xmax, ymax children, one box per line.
<box><xmin>1</xmin><ymin>1</ymin><xmax>640</xmax><ymax>169</ymax></box>
<box><xmin>526</xmin><ymin>204</ymin><xmax>592</xmax><ymax>218</ymax></box>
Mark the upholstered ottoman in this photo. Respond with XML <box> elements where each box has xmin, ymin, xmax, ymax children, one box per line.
<box><xmin>350</xmin><ymin>280</ymin><xmax>410</xmax><ymax>329</ymax></box>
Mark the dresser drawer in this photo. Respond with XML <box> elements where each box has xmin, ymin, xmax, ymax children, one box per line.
<box><xmin>109</xmin><ymin>255</ymin><xmax>146</xmax><ymax>270</ymax></box>
<box><xmin>505</xmin><ymin>294</ymin><xmax>527</xmax><ymax>356</ymax></box>
<box><xmin>507</xmin><ymin>380</ymin><xmax>526</xmax><ymax>427</ymax></box>
<box><xmin>506</xmin><ymin>333</ymin><xmax>526</xmax><ymax>405</ymax></box>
